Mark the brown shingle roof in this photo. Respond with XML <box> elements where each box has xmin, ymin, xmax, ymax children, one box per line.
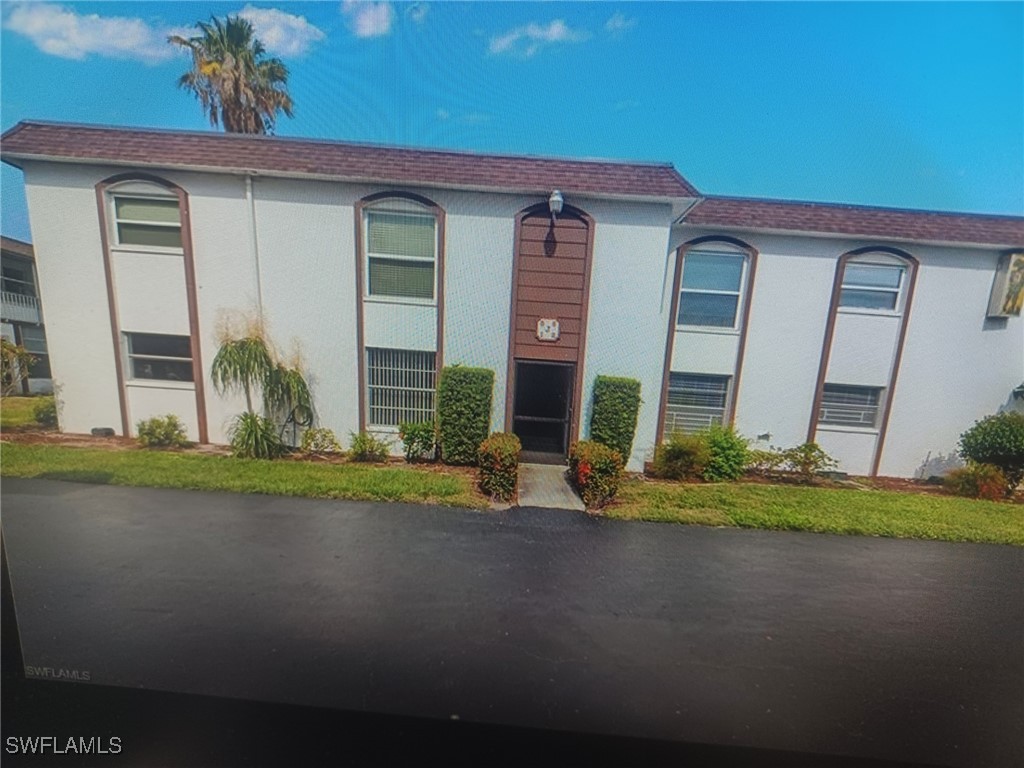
<box><xmin>0</xmin><ymin>236</ymin><xmax>34</xmax><ymax>260</ymax></box>
<box><xmin>0</xmin><ymin>121</ymin><xmax>698</xmax><ymax>200</ymax></box>
<box><xmin>684</xmin><ymin>195</ymin><xmax>1024</xmax><ymax>248</ymax></box>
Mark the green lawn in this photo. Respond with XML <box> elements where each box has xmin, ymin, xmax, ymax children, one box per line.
<box><xmin>610</xmin><ymin>478</ymin><xmax>1024</xmax><ymax>546</ymax></box>
<box><xmin>0</xmin><ymin>443</ymin><xmax>485</xmax><ymax>508</ymax></box>
<box><xmin>0</xmin><ymin>396</ymin><xmax>47</xmax><ymax>430</ymax></box>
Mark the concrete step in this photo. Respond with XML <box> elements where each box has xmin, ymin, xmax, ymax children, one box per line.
<box><xmin>517</xmin><ymin>462</ymin><xmax>585</xmax><ymax>511</ymax></box>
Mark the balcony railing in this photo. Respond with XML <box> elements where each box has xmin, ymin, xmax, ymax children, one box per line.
<box><xmin>1</xmin><ymin>291</ymin><xmax>41</xmax><ymax>324</ymax></box>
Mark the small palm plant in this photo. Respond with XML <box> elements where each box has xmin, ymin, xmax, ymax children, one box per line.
<box><xmin>210</xmin><ymin>324</ymin><xmax>311</xmax><ymax>458</ymax></box>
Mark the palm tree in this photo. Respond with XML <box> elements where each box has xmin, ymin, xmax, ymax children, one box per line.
<box><xmin>169</xmin><ymin>16</ymin><xmax>294</xmax><ymax>135</ymax></box>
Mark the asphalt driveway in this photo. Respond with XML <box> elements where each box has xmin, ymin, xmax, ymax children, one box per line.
<box><xmin>2</xmin><ymin>478</ymin><xmax>1022</xmax><ymax>767</ymax></box>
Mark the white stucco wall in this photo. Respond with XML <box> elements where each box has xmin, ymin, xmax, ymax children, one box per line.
<box><xmin>22</xmin><ymin>161</ymin><xmax>123</xmax><ymax>435</ymax></box>
<box><xmin>881</xmin><ymin>246</ymin><xmax>1023</xmax><ymax>477</ymax></box>
<box><xmin>581</xmin><ymin>199</ymin><xmax>675</xmax><ymax>470</ymax></box>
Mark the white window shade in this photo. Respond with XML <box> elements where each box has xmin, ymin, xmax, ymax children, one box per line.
<box><xmin>366</xmin><ymin>210</ymin><xmax>437</xmax><ymax>300</ymax></box>
<box><xmin>113</xmin><ymin>195</ymin><xmax>182</xmax><ymax>249</ymax></box>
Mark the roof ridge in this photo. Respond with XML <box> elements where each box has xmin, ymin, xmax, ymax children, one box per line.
<box><xmin>8</xmin><ymin>119</ymin><xmax>681</xmax><ymax>171</ymax></box>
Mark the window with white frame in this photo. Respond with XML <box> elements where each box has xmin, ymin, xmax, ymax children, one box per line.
<box><xmin>839</xmin><ymin>261</ymin><xmax>905</xmax><ymax>311</ymax></box>
<box><xmin>664</xmin><ymin>373</ymin><xmax>730</xmax><ymax>436</ymax></box>
<box><xmin>819</xmin><ymin>384</ymin><xmax>882</xmax><ymax>427</ymax></box>
<box><xmin>365</xmin><ymin>207</ymin><xmax>437</xmax><ymax>300</ymax></box>
<box><xmin>113</xmin><ymin>195</ymin><xmax>182</xmax><ymax>249</ymax></box>
<box><xmin>677</xmin><ymin>250</ymin><xmax>746</xmax><ymax>328</ymax></box>
<box><xmin>125</xmin><ymin>333</ymin><xmax>193</xmax><ymax>382</ymax></box>
<box><xmin>366</xmin><ymin>347</ymin><xmax>436</xmax><ymax>427</ymax></box>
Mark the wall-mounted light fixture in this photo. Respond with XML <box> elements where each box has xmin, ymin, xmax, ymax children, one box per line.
<box><xmin>548</xmin><ymin>190</ymin><xmax>564</xmax><ymax>223</ymax></box>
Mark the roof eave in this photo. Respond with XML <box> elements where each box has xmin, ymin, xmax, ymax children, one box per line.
<box><xmin>1</xmin><ymin>152</ymin><xmax>693</xmax><ymax>206</ymax></box>
<box><xmin>674</xmin><ymin>221</ymin><xmax>1024</xmax><ymax>251</ymax></box>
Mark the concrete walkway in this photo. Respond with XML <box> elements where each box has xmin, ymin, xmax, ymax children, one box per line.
<box><xmin>517</xmin><ymin>462</ymin><xmax>585</xmax><ymax>510</ymax></box>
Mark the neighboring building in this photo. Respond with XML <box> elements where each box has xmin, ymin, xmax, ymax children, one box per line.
<box><xmin>2</xmin><ymin>120</ymin><xmax>1022</xmax><ymax>476</ymax></box>
<box><xmin>1</xmin><ymin>235</ymin><xmax>52</xmax><ymax>393</ymax></box>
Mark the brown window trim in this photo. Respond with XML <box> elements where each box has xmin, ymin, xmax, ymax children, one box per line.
<box><xmin>655</xmin><ymin>236</ymin><xmax>759</xmax><ymax>445</ymax></box>
<box><xmin>503</xmin><ymin>202</ymin><xmax>595</xmax><ymax>446</ymax></box>
<box><xmin>95</xmin><ymin>173</ymin><xmax>207</xmax><ymax>443</ymax></box>
<box><xmin>807</xmin><ymin>246</ymin><xmax>919</xmax><ymax>476</ymax></box>
<box><xmin>354</xmin><ymin>191</ymin><xmax>446</xmax><ymax>431</ymax></box>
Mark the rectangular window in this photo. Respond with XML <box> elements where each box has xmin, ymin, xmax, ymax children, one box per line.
<box><xmin>125</xmin><ymin>333</ymin><xmax>193</xmax><ymax>382</ymax></box>
<box><xmin>20</xmin><ymin>326</ymin><xmax>50</xmax><ymax>378</ymax></box>
<box><xmin>819</xmin><ymin>384</ymin><xmax>882</xmax><ymax>427</ymax></box>
<box><xmin>663</xmin><ymin>373</ymin><xmax>730</xmax><ymax>436</ymax></box>
<box><xmin>1</xmin><ymin>264</ymin><xmax>35</xmax><ymax>296</ymax></box>
<box><xmin>366</xmin><ymin>347</ymin><xmax>436</xmax><ymax>427</ymax></box>
<box><xmin>677</xmin><ymin>251</ymin><xmax>745</xmax><ymax>328</ymax></box>
<box><xmin>366</xmin><ymin>211</ymin><xmax>436</xmax><ymax>300</ymax></box>
<box><xmin>114</xmin><ymin>196</ymin><xmax>182</xmax><ymax>249</ymax></box>
<box><xmin>839</xmin><ymin>263</ymin><xmax>904</xmax><ymax>311</ymax></box>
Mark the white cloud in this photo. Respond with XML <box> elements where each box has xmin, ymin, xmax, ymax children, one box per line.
<box><xmin>342</xmin><ymin>1</ymin><xmax>393</xmax><ymax>38</ymax></box>
<box><xmin>436</xmin><ymin>107</ymin><xmax>490</xmax><ymax>125</ymax></box>
<box><xmin>3</xmin><ymin>2</ymin><xmax>177</xmax><ymax>64</ymax></box>
<box><xmin>407</xmin><ymin>3</ymin><xmax>428</xmax><ymax>24</ymax></box>
<box><xmin>605</xmin><ymin>12</ymin><xmax>635</xmax><ymax>34</ymax></box>
<box><xmin>237</xmin><ymin>5</ymin><xmax>325</xmax><ymax>57</ymax></box>
<box><xmin>489</xmin><ymin>19</ymin><xmax>587</xmax><ymax>58</ymax></box>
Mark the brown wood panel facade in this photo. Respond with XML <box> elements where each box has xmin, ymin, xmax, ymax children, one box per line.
<box><xmin>504</xmin><ymin>203</ymin><xmax>596</xmax><ymax>443</ymax></box>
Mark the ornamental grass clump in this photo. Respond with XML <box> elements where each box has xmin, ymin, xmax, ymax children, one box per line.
<box><xmin>210</xmin><ymin>317</ymin><xmax>313</xmax><ymax>458</ymax></box>
<box><xmin>651</xmin><ymin>431</ymin><xmax>710</xmax><ymax>481</ymax></box>
<box><xmin>568</xmin><ymin>440</ymin><xmax>625</xmax><ymax>510</ymax></box>
<box><xmin>477</xmin><ymin>432</ymin><xmax>521</xmax><ymax>502</ymax></box>
<box><xmin>400</xmin><ymin>421</ymin><xmax>437</xmax><ymax>462</ymax></box>
<box><xmin>136</xmin><ymin>414</ymin><xmax>190</xmax><ymax>448</ymax></box>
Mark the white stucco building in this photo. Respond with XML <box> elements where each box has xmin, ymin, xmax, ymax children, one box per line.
<box><xmin>2</xmin><ymin>120</ymin><xmax>1022</xmax><ymax>477</ymax></box>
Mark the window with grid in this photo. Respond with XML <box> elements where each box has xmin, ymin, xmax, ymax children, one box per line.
<box><xmin>819</xmin><ymin>384</ymin><xmax>882</xmax><ymax>427</ymax></box>
<box><xmin>113</xmin><ymin>196</ymin><xmax>183</xmax><ymax>249</ymax></box>
<box><xmin>839</xmin><ymin>262</ymin><xmax>905</xmax><ymax>311</ymax></box>
<box><xmin>365</xmin><ymin>209</ymin><xmax>437</xmax><ymax>300</ymax></box>
<box><xmin>20</xmin><ymin>326</ymin><xmax>50</xmax><ymax>378</ymax></box>
<box><xmin>366</xmin><ymin>348</ymin><xmax>436</xmax><ymax>427</ymax></box>
<box><xmin>677</xmin><ymin>251</ymin><xmax>746</xmax><ymax>328</ymax></box>
<box><xmin>663</xmin><ymin>373</ymin><xmax>730</xmax><ymax>436</ymax></box>
<box><xmin>125</xmin><ymin>333</ymin><xmax>193</xmax><ymax>382</ymax></box>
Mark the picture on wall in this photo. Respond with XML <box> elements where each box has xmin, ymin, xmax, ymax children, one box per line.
<box><xmin>988</xmin><ymin>252</ymin><xmax>1024</xmax><ymax>317</ymax></box>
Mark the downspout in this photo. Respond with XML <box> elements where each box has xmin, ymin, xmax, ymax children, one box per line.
<box><xmin>245</xmin><ymin>174</ymin><xmax>265</xmax><ymax>317</ymax></box>
<box><xmin>663</xmin><ymin>196</ymin><xmax>704</xmax><ymax>310</ymax></box>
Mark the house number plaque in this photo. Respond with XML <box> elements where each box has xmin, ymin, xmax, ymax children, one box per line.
<box><xmin>536</xmin><ymin>318</ymin><xmax>560</xmax><ymax>342</ymax></box>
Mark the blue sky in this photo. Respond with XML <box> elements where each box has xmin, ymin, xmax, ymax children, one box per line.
<box><xmin>2</xmin><ymin>2</ymin><xmax>1022</xmax><ymax>241</ymax></box>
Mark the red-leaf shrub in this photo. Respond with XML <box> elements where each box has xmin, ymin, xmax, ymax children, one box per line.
<box><xmin>568</xmin><ymin>440</ymin><xmax>624</xmax><ymax>510</ymax></box>
<box><xmin>477</xmin><ymin>432</ymin><xmax>521</xmax><ymax>502</ymax></box>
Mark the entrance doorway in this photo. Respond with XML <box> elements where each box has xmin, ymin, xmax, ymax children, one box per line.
<box><xmin>512</xmin><ymin>360</ymin><xmax>575</xmax><ymax>463</ymax></box>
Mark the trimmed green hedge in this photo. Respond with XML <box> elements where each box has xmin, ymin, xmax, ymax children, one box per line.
<box><xmin>437</xmin><ymin>365</ymin><xmax>494</xmax><ymax>465</ymax></box>
<box><xmin>478</xmin><ymin>432</ymin><xmax>521</xmax><ymax>502</ymax></box>
<box><xmin>589</xmin><ymin>376</ymin><xmax>641</xmax><ymax>461</ymax></box>
<box><xmin>568</xmin><ymin>440</ymin><xmax>625</xmax><ymax>510</ymax></box>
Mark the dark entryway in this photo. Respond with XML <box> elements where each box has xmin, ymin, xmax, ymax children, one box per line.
<box><xmin>512</xmin><ymin>360</ymin><xmax>574</xmax><ymax>463</ymax></box>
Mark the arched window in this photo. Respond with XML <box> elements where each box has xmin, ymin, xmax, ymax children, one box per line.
<box><xmin>362</xmin><ymin>197</ymin><xmax>438</xmax><ymax>301</ymax></box>
<box><xmin>107</xmin><ymin>180</ymin><xmax>183</xmax><ymax>250</ymax></box>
